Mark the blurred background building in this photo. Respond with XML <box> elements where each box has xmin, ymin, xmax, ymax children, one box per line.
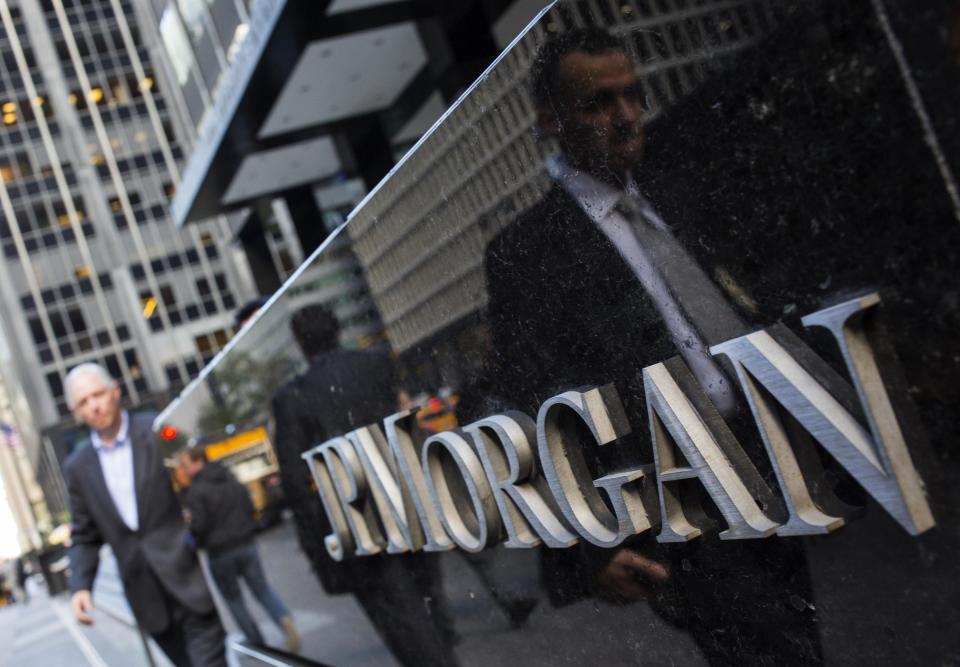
<box><xmin>154</xmin><ymin>0</ymin><xmax>559</xmax><ymax>387</ymax></box>
<box><xmin>0</xmin><ymin>0</ymin><xmax>258</xmax><ymax>468</ymax></box>
<box><xmin>0</xmin><ymin>321</ymin><xmax>53</xmax><ymax>555</ymax></box>
<box><xmin>0</xmin><ymin>0</ymin><xmax>554</xmax><ymax>538</ymax></box>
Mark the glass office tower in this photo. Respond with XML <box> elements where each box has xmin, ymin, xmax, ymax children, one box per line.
<box><xmin>0</xmin><ymin>0</ymin><xmax>255</xmax><ymax>438</ymax></box>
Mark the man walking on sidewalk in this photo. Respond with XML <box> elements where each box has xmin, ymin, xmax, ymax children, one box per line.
<box><xmin>178</xmin><ymin>448</ymin><xmax>300</xmax><ymax>652</ymax></box>
<box><xmin>63</xmin><ymin>363</ymin><xmax>226</xmax><ymax>666</ymax></box>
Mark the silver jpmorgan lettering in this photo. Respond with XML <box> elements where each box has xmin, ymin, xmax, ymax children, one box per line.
<box><xmin>644</xmin><ymin>359</ymin><xmax>780</xmax><ymax>542</ymax></box>
<box><xmin>347</xmin><ymin>425</ymin><xmax>421</xmax><ymax>554</ymax></box>
<box><xmin>301</xmin><ymin>440</ymin><xmax>354</xmax><ymax>561</ymax></box>
<box><xmin>536</xmin><ymin>386</ymin><xmax>651</xmax><ymax>548</ymax></box>
<box><xmin>382</xmin><ymin>410</ymin><xmax>454</xmax><ymax>552</ymax></box>
<box><xmin>345</xmin><ymin>412</ymin><xmax>454</xmax><ymax>554</ymax></box>
<box><xmin>313</xmin><ymin>437</ymin><xmax>382</xmax><ymax>557</ymax></box>
<box><xmin>802</xmin><ymin>295</ymin><xmax>934</xmax><ymax>534</ymax></box>
<box><xmin>300</xmin><ymin>293</ymin><xmax>934</xmax><ymax>559</ymax></box>
<box><xmin>711</xmin><ymin>331</ymin><xmax>847</xmax><ymax>537</ymax></box>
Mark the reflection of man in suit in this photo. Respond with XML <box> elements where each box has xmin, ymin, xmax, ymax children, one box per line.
<box><xmin>64</xmin><ymin>363</ymin><xmax>225</xmax><ymax>666</ymax></box>
<box><xmin>486</xmin><ymin>28</ymin><xmax>752</xmax><ymax>418</ymax></box>
<box><xmin>484</xmin><ymin>28</ymin><xmax>821</xmax><ymax>664</ymax></box>
<box><xmin>271</xmin><ymin>304</ymin><xmax>458</xmax><ymax>666</ymax></box>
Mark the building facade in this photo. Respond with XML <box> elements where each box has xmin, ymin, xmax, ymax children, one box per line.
<box><xmin>347</xmin><ymin>0</ymin><xmax>779</xmax><ymax>358</ymax></box>
<box><xmin>0</xmin><ymin>366</ymin><xmax>44</xmax><ymax>556</ymax></box>
<box><xmin>144</xmin><ymin>0</ymin><xmax>563</xmax><ymax>379</ymax></box>
<box><xmin>135</xmin><ymin>0</ymin><xmax>307</xmax><ymax>288</ymax></box>
<box><xmin>0</xmin><ymin>0</ymin><xmax>256</xmax><ymax>440</ymax></box>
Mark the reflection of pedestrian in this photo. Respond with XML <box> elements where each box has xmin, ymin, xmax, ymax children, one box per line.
<box><xmin>63</xmin><ymin>363</ymin><xmax>225</xmax><ymax>666</ymax></box>
<box><xmin>177</xmin><ymin>449</ymin><xmax>300</xmax><ymax>652</ymax></box>
<box><xmin>271</xmin><ymin>304</ymin><xmax>459</xmax><ymax>666</ymax></box>
<box><xmin>486</xmin><ymin>28</ymin><xmax>751</xmax><ymax>416</ymax></box>
<box><xmin>484</xmin><ymin>27</ymin><xmax>820</xmax><ymax>665</ymax></box>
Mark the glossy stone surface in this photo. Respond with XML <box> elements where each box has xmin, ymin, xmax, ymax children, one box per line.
<box><xmin>158</xmin><ymin>1</ymin><xmax>960</xmax><ymax>664</ymax></box>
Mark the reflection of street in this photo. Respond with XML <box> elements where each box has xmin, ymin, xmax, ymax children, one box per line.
<box><xmin>440</xmin><ymin>549</ymin><xmax>708</xmax><ymax>667</ymax></box>
<box><xmin>0</xmin><ymin>519</ymin><xmax>707</xmax><ymax>666</ymax></box>
<box><xmin>241</xmin><ymin>518</ymin><xmax>709</xmax><ymax>666</ymax></box>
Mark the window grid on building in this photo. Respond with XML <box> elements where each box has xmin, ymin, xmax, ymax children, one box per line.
<box><xmin>0</xmin><ymin>0</ymin><xmax>251</xmax><ymax>423</ymax></box>
<box><xmin>345</xmin><ymin>0</ymin><xmax>778</xmax><ymax>353</ymax></box>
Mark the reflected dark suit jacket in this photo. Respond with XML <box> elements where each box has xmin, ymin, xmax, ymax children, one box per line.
<box><xmin>485</xmin><ymin>182</ymin><xmax>752</xmax><ymax>428</ymax></box>
<box><xmin>479</xmin><ymin>4</ymin><xmax>950</xmax><ymax>661</ymax></box>
<box><xmin>271</xmin><ymin>349</ymin><xmax>397</xmax><ymax>591</ymax></box>
<box><xmin>485</xmin><ymin>0</ymin><xmax>943</xmax><ymax>440</ymax></box>
<box><xmin>65</xmin><ymin>412</ymin><xmax>214</xmax><ymax>634</ymax></box>
<box><xmin>483</xmin><ymin>178</ymin><xmax>831</xmax><ymax>659</ymax></box>
<box><xmin>272</xmin><ymin>350</ymin><xmax>459</xmax><ymax>667</ymax></box>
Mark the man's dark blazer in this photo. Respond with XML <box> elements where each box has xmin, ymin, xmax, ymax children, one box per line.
<box><xmin>484</xmin><ymin>179</ymin><xmax>832</xmax><ymax>663</ymax></box>
<box><xmin>65</xmin><ymin>412</ymin><xmax>215</xmax><ymax>634</ymax></box>
<box><xmin>485</xmin><ymin>183</ymin><xmax>713</xmax><ymax>423</ymax></box>
<box><xmin>481</xmin><ymin>92</ymin><xmax>840</xmax><ymax>667</ymax></box>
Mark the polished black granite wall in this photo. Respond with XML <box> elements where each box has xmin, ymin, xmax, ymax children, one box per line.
<box><xmin>158</xmin><ymin>1</ymin><xmax>960</xmax><ymax>664</ymax></box>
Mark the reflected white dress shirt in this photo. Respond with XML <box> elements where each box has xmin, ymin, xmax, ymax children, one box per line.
<box><xmin>551</xmin><ymin>158</ymin><xmax>739</xmax><ymax>415</ymax></box>
<box><xmin>91</xmin><ymin>410</ymin><xmax>139</xmax><ymax>531</ymax></box>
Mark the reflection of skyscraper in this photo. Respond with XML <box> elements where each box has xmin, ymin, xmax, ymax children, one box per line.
<box><xmin>346</xmin><ymin>0</ymin><xmax>780</xmax><ymax>364</ymax></box>
<box><xmin>0</xmin><ymin>1</ymin><xmax>254</xmax><ymax>439</ymax></box>
<box><xmin>282</xmin><ymin>232</ymin><xmax>386</xmax><ymax>352</ymax></box>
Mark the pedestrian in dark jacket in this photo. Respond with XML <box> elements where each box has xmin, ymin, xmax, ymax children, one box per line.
<box><xmin>178</xmin><ymin>448</ymin><xmax>300</xmax><ymax>652</ymax></box>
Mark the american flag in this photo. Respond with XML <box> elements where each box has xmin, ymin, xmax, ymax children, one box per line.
<box><xmin>0</xmin><ymin>422</ymin><xmax>22</xmax><ymax>449</ymax></box>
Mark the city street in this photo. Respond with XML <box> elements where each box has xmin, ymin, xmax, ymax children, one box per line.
<box><xmin>0</xmin><ymin>517</ymin><xmax>398</xmax><ymax>667</ymax></box>
<box><xmin>209</xmin><ymin>518</ymin><xmax>397</xmax><ymax>667</ymax></box>
<box><xmin>251</xmin><ymin>517</ymin><xmax>707</xmax><ymax>667</ymax></box>
<box><xmin>0</xmin><ymin>577</ymin><xmax>161</xmax><ymax>667</ymax></box>
<box><xmin>0</xmin><ymin>0</ymin><xmax>955</xmax><ymax>663</ymax></box>
<box><xmin>0</xmin><ymin>514</ymin><xmax>710</xmax><ymax>666</ymax></box>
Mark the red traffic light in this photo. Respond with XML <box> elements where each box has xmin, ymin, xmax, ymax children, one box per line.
<box><xmin>160</xmin><ymin>426</ymin><xmax>178</xmax><ymax>441</ymax></box>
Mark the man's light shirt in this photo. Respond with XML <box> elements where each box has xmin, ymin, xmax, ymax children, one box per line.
<box><xmin>553</xmin><ymin>158</ymin><xmax>739</xmax><ymax>415</ymax></box>
<box><xmin>91</xmin><ymin>410</ymin><xmax>139</xmax><ymax>531</ymax></box>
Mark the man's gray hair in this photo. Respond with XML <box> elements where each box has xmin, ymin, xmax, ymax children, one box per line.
<box><xmin>64</xmin><ymin>363</ymin><xmax>118</xmax><ymax>409</ymax></box>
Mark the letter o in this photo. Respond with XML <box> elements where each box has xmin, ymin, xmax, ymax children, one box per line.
<box><xmin>421</xmin><ymin>431</ymin><xmax>500</xmax><ymax>552</ymax></box>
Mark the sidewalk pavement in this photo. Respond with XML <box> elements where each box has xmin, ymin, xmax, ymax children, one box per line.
<box><xmin>0</xmin><ymin>587</ymin><xmax>160</xmax><ymax>667</ymax></box>
<box><xmin>0</xmin><ymin>548</ymin><xmax>167</xmax><ymax>667</ymax></box>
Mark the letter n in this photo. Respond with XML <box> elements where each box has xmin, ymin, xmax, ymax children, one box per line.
<box><xmin>711</xmin><ymin>293</ymin><xmax>935</xmax><ymax>536</ymax></box>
